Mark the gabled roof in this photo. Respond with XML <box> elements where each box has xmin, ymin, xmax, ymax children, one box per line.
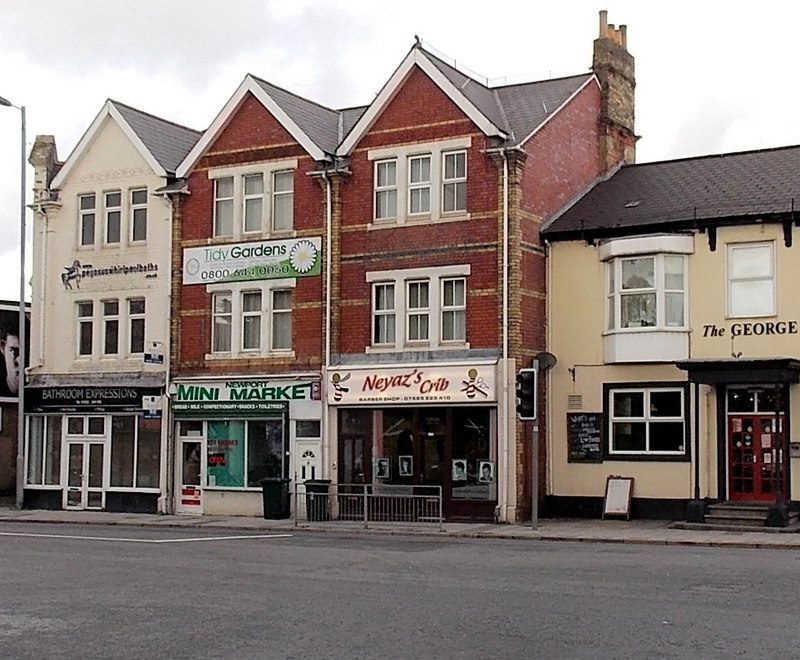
<box><xmin>51</xmin><ymin>100</ymin><xmax>201</xmax><ymax>189</ymax></box>
<box><xmin>542</xmin><ymin>144</ymin><xmax>800</xmax><ymax>240</ymax></box>
<box><xmin>177</xmin><ymin>75</ymin><xmax>338</xmax><ymax>177</ymax></box>
<box><xmin>337</xmin><ymin>44</ymin><xmax>594</xmax><ymax>155</ymax></box>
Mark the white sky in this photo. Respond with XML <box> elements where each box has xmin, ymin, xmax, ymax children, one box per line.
<box><xmin>2</xmin><ymin>0</ymin><xmax>799</xmax><ymax>302</ymax></box>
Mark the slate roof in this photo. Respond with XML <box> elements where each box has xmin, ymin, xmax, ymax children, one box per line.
<box><xmin>423</xmin><ymin>49</ymin><xmax>594</xmax><ymax>146</ymax></box>
<box><xmin>251</xmin><ymin>76</ymin><xmax>342</xmax><ymax>154</ymax></box>
<box><xmin>542</xmin><ymin>145</ymin><xmax>800</xmax><ymax>240</ymax></box>
<box><xmin>112</xmin><ymin>101</ymin><xmax>201</xmax><ymax>175</ymax></box>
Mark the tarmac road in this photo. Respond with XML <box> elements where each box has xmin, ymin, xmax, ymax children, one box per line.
<box><xmin>2</xmin><ymin>522</ymin><xmax>800</xmax><ymax>659</ymax></box>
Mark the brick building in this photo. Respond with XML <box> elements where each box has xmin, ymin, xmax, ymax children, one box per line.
<box><xmin>169</xmin><ymin>11</ymin><xmax>635</xmax><ymax>521</ymax></box>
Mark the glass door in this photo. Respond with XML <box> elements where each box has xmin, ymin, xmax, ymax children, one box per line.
<box><xmin>65</xmin><ymin>441</ymin><xmax>104</xmax><ymax>510</ymax></box>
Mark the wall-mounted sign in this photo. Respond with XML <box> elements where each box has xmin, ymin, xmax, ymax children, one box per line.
<box><xmin>60</xmin><ymin>259</ymin><xmax>159</xmax><ymax>289</ymax></box>
<box><xmin>702</xmin><ymin>321</ymin><xmax>798</xmax><ymax>338</ymax></box>
<box><xmin>171</xmin><ymin>379</ymin><xmax>320</xmax><ymax>417</ymax></box>
<box><xmin>182</xmin><ymin>237</ymin><xmax>322</xmax><ymax>285</ymax></box>
<box><xmin>144</xmin><ymin>340</ymin><xmax>164</xmax><ymax>364</ymax></box>
<box><xmin>328</xmin><ymin>363</ymin><xmax>497</xmax><ymax>405</ymax></box>
<box><xmin>26</xmin><ymin>386</ymin><xmax>163</xmax><ymax>413</ymax></box>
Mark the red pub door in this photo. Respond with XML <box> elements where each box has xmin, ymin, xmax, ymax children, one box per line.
<box><xmin>728</xmin><ymin>413</ymin><xmax>784</xmax><ymax>501</ymax></box>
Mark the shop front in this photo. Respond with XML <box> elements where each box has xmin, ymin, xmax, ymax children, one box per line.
<box><xmin>329</xmin><ymin>362</ymin><xmax>498</xmax><ymax>521</ymax></box>
<box><xmin>171</xmin><ymin>377</ymin><xmax>321</xmax><ymax>516</ymax></box>
<box><xmin>677</xmin><ymin>358</ymin><xmax>800</xmax><ymax>515</ymax></box>
<box><xmin>24</xmin><ymin>380</ymin><xmax>164</xmax><ymax>512</ymax></box>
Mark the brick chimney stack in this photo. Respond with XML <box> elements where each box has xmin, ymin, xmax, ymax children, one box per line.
<box><xmin>592</xmin><ymin>10</ymin><xmax>637</xmax><ymax>168</ymax></box>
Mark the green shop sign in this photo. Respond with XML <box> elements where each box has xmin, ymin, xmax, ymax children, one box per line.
<box><xmin>172</xmin><ymin>379</ymin><xmax>320</xmax><ymax>418</ymax></box>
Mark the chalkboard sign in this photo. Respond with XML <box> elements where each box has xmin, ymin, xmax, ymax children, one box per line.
<box><xmin>567</xmin><ymin>412</ymin><xmax>603</xmax><ymax>463</ymax></box>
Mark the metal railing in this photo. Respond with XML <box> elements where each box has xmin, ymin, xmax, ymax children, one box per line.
<box><xmin>293</xmin><ymin>482</ymin><xmax>443</xmax><ymax>531</ymax></box>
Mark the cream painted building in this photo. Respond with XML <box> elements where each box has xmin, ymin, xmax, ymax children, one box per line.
<box><xmin>24</xmin><ymin>102</ymin><xmax>199</xmax><ymax>513</ymax></box>
<box><xmin>543</xmin><ymin>145</ymin><xmax>800</xmax><ymax>526</ymax></box>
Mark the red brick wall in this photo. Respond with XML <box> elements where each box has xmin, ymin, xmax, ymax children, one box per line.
<box><xmin>174</xmin><ymin>91</ymin><xmax>325</xmax><ymax>376</ymax></box>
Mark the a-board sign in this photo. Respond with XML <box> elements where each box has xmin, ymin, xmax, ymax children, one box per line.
<box><xmin>567</xmin><ymin>412</ymin><xmax>603</xmax><ymax>463</ymax></box>
<box><xmin>603</xmin><ymin>476</ymin><xmax>634</xmax><ymax>519</ymax></box>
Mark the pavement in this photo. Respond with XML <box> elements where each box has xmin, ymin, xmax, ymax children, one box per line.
<box><xmin>2</xmin><ymin>500</ymin><xmax>800</xmax><ymax>549</ymax></box>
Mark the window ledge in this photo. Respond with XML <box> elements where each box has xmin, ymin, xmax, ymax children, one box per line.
<box><xmin>369</xmin><ymin>213</ymin><xmax>471</xmax><ymax>230</ymax></box>
<box><xmin>366</xmin><ymin>342</ymin><xmax>469</xmax><ymax>354</ymax></box>
<box><xmin>204</xmin><ymin>351</ymin><xmax>296</xmax><ymax>360</ymax></box>
<box><xmin>604</xmin><ymin>330</ymin><xmax>689</xmax><ymax>363</ymax></box>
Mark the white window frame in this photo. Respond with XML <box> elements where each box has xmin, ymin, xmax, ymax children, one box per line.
<box><xmin>79</xmin><ymin>193</ymin><xmax>96</xmax><ymax>247</ymax></box>
<box><xmin>77</xmin><ymin>301</ymin><xmax>94</xmax><ymax>357</ymax></box>
<box><xmin>441</xmin><ymin>277</ymin><xmax>466</xmax><ymax>342</ymax></box>
<box><xmin>271</xmin><ymin>170</ymin><xmax>294</xmax><ymax>233</ymax></box>
<box><xmin>372</xmin><ymin>282</ymin><xmax>396</xmax><ymax>346</ymax></box>
<box><xmin>102</xmin><ymin>299</ymin><xmax>119</xmax><ymax>356</ymax></box>
<box><xmin>367</xmin><ymin>265</ymin><xmax>470</xmax><ymax>352</ymax></box>
<box><xmin>368</xmin><ymin>138</ymin><xmax>471</xmax><ymax>226</ymax></box>
<box><xmin>726</xmin><ymin>241</ymin><xmax>776</xmax><ymax>318</ymax></box>
<box><xmin>209</xmin><ymin>160</ymin><xmax>297</xmax><ymax>239</ymax></box>
<box><xmin>206</xmin><ymin>279</ymin><xmax>296</xmax><ymax>358</ymax></box>
<box><xmin>130</xmin><ymin>188</ymin><xmax>148</xmax><ymax>242</ymax></box>
<box><xmin>127</xmin><ymin>298</ymin><xmax>146</xmax><ymax>355</ymax></box>
<box><xmin>104</xmin><ymin>190</ymin><xmax>122</xmax><ymax>245</ymax></box>
<box><xmin>406</xmin><ymin>280</ymin><xmax>430</xmax><ymax>343</ymax></box>
<box><xmin>606</xmin><ymin>254</ymin><xmax>687</xmax><ymax>331</ymax></box>
<box><xmin>607</xmin><ymin>386</ymin><xmax>687</xmax><ymax>457</ymax></box>
<box><xmin>442</xmin><ymin>150</ymin><xmax>467</xmax><ymax>214</ymax></box>
<box><xmin>374</xmin><ymin>159</ymin><xmax>398</xmax><ymax>221</ymax></box>
<box><xmin>407</xmin><ymin>154</ymin><xmax>431</xmax><ymax>216</ymax></box>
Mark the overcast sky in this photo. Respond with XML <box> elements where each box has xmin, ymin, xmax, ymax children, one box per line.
<box><xmin>1</xmin><ymin>0</ymin><xmax>799</xmax><ymax>302</ymax></box>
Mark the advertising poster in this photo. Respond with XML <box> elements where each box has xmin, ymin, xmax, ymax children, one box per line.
<box><xmin>0</xmin><ymin>303</ymin><xmax>29</xmax><ymax>403</ymax></box>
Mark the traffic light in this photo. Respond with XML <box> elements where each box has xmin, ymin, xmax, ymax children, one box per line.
<box><xmin>515</xmin><ymin>368</ymin><xmax>537</xmax><ymax>420</ymax></box>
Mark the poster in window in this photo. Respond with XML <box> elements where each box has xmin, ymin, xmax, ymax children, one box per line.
<box><xmin>374</xmin><ymin>457</ymin><xmax>390</xmax><ymax>480</ymax></box>
<box><xmin>398</xmin><ymin>455</ymin><xmax>413</xmax><ymax>476</ymax></box>
<box><xmin>0</xmin><ymin>303</ymin><xmax>29</xmax><ymax>402</ymax></box>
<box><xmin>478</xmin><ymin>460</ymin><xmax>494</xmax><ymax>483</ymax></box>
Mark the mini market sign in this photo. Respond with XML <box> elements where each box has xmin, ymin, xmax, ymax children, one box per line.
<box><xmin>172</xmin><ymin>379</ymin><xmax>320</xmax><ymax>417</ymax></box>
<box><xmin>182</xmin><ymin>237</ymin><xmax>322</xmax><ymax>285</ymax></box>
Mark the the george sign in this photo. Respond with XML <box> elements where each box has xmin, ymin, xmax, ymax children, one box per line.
<box><xmin>567</xmin><ymin>412</ymin><xmax>603</xmax><ymax>463</ymax></box>
<box><xmin>702</xmin><ymin>320</ymin><xmax>798</xmax><ymax>338</ymax></box>
<box><xmin>327</xmin><ymin>363</ymin><xmax>496</xmax><ymax>405</ymax></box>
<box><xmin>26</xmin><ymin>386</ymin><xmax>163</xmax><ymax>413</ymax></box>
<box><xmin>182</xmin><ymin>237</ymin><xmax>322</xmax><ymax>285</ymax></box>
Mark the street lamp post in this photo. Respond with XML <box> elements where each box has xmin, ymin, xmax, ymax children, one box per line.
<box><xmin>0</xmin><ymin>95</ymin><xmax>27</xmax><ymax>510</ymax></box>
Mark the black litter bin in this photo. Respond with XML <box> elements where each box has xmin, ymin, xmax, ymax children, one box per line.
<box><xmin>305</xmin><ymin>479</ymin><xmax>331</xmax><ymax>521</ymax></box>
<box><xmin>261</xmin><ymin>478</ymin><xmax>291</xmax><ymax>519</ymax></box>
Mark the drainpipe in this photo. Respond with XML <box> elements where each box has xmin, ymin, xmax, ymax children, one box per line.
<box><xmin>162</xmin><ymin>193</ymin><xmax>175</xmax><ymax>514</ymax></box>
<box><xmin>322</xmin><ymin>170</ymin><xmax>332</xmax><ymax>480</ymax></box>
<box><xmin>500</xmin><ymin>150</ymin><xmax>510</xmax><ymax>522</ymax></box>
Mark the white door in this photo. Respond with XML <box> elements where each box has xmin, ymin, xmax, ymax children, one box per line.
<box><xmin>295</xmin><ymin>441</ymin><xmax>322</xmax><ymax>483</ymax></box>
<box><xmin>65</xmin><ymin>441</ymin><xmax>104</xmax><ymax>510</ymax></box>
<box><xmin>176</xmin><ymin>440</ymin><xmax>203</xmax><ymax>514</ymax></box>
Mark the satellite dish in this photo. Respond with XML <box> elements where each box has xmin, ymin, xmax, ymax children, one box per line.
<box><xmin>535</xmin><ymin>351</ymin><xmax>557</xmax><ymax>371</ymax></box>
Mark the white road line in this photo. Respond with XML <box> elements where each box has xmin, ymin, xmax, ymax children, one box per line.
<box><xmin>0</xmin><ymin>531</ymin><xmax>292</xmax><ymax>544</ymax></box>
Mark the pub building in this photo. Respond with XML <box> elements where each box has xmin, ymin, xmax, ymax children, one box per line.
<box><xmin>543</xmin><ymin>144</ymin><xmax>800</xmax><ymax>525</ymax></box>
<box><xmin>24</xmin><ymin>104</ymin><xmax>200</xmax><ymax>512</ymax></box>
<box><xmin>328</xmin><ymin>363</ymin><xmax>498</xmax><ymax>521</ymax></box>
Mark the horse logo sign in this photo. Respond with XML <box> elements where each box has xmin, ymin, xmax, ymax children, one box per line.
<box><xmin>61</xmin><ymin>260</ymin><xmax>82</xmax><ymax>289</ymax></box>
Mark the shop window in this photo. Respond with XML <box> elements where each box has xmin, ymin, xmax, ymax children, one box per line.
<box><xmin>451</xmin><ymin>408</ymin><xmax>493</xmax><ymax>500</ymax></box>
<box><xmin>110</xmin><ymin>415</ymin><xmax>161</xmax><ymax>489</ymax></box>
<box><xmin>369</xmin><ymin>138</ymin><xmax>471</xmax><ymax>225</ymax></box>
<box><xmin>211</xmin><ymin>161</ymin><xmax>296</xmax><ymax>238</ymax></box>
<box><xmin>606</xmin><ymin>385</ymin><xmax>688</xmax><ymax>458</ymax></box>
<box><xmin>209</xmin><ymin>282</ymin><xmax>294</xmax><ymax>357</ymax></box>
<box><xmin>368</xmin><ymin>265</ymin><xmax>470</xmax><ymax>352</ymax></box>
<box><xmin>205</xmin><ymin>419</ymin><xmax>286</xmax><ymax>488</ymax></box>
<box><xmin>727</xmin><ymin>242</ymin><xmax>775</xmax><ymax>317</ymax></box>
<box><xmin>26</xmin><ymin>416</ymin><xmax>61</xmax><ymax>486</ymax></box>
<box><xmin>606</xmin><ymin>254</ymin><xmax>686</xmax><ymax>330</ymax></box>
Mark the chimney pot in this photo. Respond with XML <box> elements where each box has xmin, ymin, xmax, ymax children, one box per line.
<box><xmin>599</xmin><ymin>10</ymin><xmax>608</xmax><ymax>37</ymax></box>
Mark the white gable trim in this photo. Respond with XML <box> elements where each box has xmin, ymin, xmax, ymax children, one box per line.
<box><xmin>337</xmin><ymin>49</ymin><xmax>507</xmax><ymax>156</ymax></box>
<box><xmin>516</xmin><ymin>75</ymin><xmax>600</xmax><ymax>147</ymax></box>
<box><xmin>176</xmin><ymin>76</ymin><xmax>327</xmax><ymax>178</ymax></box>
<box><xmin>51</xmin><ymin>100</ymin><xmax>166</xmax><ymax>189</ymax></box>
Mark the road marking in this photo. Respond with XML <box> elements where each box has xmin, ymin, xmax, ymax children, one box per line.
<box><xmin>0</xmin><ymin>531</ymin><xmax>292</xmax><ymax>544</ymax></box>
